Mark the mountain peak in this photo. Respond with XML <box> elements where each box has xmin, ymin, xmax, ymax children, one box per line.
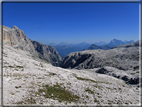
<box><xmin>3</xmin><ymin>25</ymin><xmax>63</xmax><ymax>66</ymax></box>
<box><xmin>108</xmin><ymin>39</ymin><xmax>135</xmax><ymax>47</ymax></box>
<box><xmin>12</xmin><ymin>25</ymin><xmax>19</xmax><ymax>30</ymax></box>
<box><xmin>112</xmin><ymin>39</ymin><xmax>118</xmax><ymax>40</ymax></box>
<box><xmin>112</xmin><ymin>39</ymin><xmax>121</xmax><ymax>42</ymax></box>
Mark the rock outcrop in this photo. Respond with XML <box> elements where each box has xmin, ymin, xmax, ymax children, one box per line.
<box><xmin>95</xmin><ymin>66</ymin><xmax>140</xmax><ymax>85</ymax></box>
<box><xmin>32</xmin><ymin>41</ymin><xmax>63</xmax><ymax>66</ymax></box>
<box><xmin>2</xmin><ymin>25</ymin><xmax>37</xmax><ymax>56</ymax></box>
<box><xmin>1</xmin><ymin>25</ymin><xmax>63</xmax><ymax>66</ymax></box>
<box><xmin>61</xmin><ymin>41</ymin><xmax>140</xmax><ymax>71</ymax></box>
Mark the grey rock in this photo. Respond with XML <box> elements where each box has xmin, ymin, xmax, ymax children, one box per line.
<box><xmin>2</xmin><ymin>25</ymin><xmax>37</xmax><ymax>56</ymax></box>
<box><xmin>95</xmin><ymin>67</ymin><xmax>112</xmax><ymax>74</ymax></box>
<box><xmin>127</xmin><ymin>75</ymin><xmax>140</xmax><ymax>85</ymax></box>
<box><xmin>95</xmin><ymin>66</ymin><xmax>140</xmax><ymax>85</ymax></box>
<box><xmin>61</xmin><ymin>41</ymin><xmax>140</xmax><ymax>71</ymax></box>
<box><xmin>32</xmin><ymin>41</ymin><xmax>63</xmax><ymax>66</ymax></box>
<box><xmin>1</xmin><ymin>25</ymin><xmax>63</xmax><ymax>66</ymax></box>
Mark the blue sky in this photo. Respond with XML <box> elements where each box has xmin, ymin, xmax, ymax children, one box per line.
<box><xmin>3</xmin><ymin>2</ymin><xmax>139</xmax><ymax>44</ymax></box>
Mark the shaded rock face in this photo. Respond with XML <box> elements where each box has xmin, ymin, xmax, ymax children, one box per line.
<box><xmin>1</xmin><ymin>25</ymin><xmax>63</xmax><ymax>66</ymax></box>
<box><xmin>95</xmin><ymin>67</ymin><xmax>140</xmax><ymax>85</ymax></box>
<box><xmin>61</xmin><ymin>53</ymin><xmax>92</xmax><ymax>68</ymax></box>
<box><xmin>32</xmin><ymin>41</ymin><xmax>63</xmax><ymax>66</ymax></box>
<box><xmin>95</xmin><ymin>67</ymin><xmax>112</xmax><ymax>74</ymax></box>
<box><xmin>61</xmin><ymin>41</ymin><xmax>139</xmax><ymax>71</ymax></box>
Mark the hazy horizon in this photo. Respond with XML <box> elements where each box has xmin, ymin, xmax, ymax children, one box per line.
<box><xmin>46</xmin><ymin>39</ymin><xmax>137</xmax><ymax>45</ymax></box>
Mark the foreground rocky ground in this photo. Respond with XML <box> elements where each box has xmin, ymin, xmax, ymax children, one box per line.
<box><xmin>2</xmin><ymin>45</ymin><xmax>141</xmax><ymax>106</ymax></box>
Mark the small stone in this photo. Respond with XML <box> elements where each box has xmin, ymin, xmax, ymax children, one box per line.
<box><xmin>43</xmin><ymin>92</ymin><xmax>45</xmax><ymax>95</ymax></box>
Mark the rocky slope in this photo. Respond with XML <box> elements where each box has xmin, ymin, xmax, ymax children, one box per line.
<box><xmin>61</xmin><ymin>41</ymin><xmax>140</xmax><ymax>71</ymax></box>
<box><xmin>32</xmin><ymin>41</ymin><xmax>63</xmax><ymax>66</ymax></box>
<box><xmin>1</xmin><ymin>25</ymin><xmax>63</xmax><ymax>66</ymax></box>
<box><xmin>2</xmin><ymin>45</ymin><xmax>140</xmax><ymax>106</ymax></box>
<box><xmin>93</xmin><ymin>67</ymin><xmax>140</xmax><ymax>85</ymax></box>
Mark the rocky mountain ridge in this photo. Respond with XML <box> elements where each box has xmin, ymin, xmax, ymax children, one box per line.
<box><xmin>1</xmin><ymin>25</ymin><xmax>63</xmax><ymax>66</ymax></box>
<box><xmin>32</xmin><ymin>41</ymin><xmax>63</xmax><ymax>66</ymax></box>
<box><xmin>61</xmin><ymin>41</ymin><xmax>140</xmax><ymax>71</ymax></box>
<box><xmin>88</xmin><ymin>44</ymin><xmax>111</xmax><ymax>50</ymax></box>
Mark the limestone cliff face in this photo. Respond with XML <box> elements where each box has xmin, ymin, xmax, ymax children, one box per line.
<box><xmin>32</xmin><ymin>41</ymin><xmax>63</xmax><ymax>66</ymax></box>
<box><xmin>1</xmin><ymin>25</ymin><xmax>63</xmax><ymax>66</ymax></box>
<box><xmin>2</xmin><ymin>25</ymin><xmax>36</xmax><ymax>56</ymax></box>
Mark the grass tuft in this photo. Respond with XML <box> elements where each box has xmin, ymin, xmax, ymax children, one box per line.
<box><xmin>75</xmin><ymin>76</ymin><xmax>97</xmax><ymax>83</ymax></box>
<box><xmin>37</xmin><ymin>83</ymin><xmax>80</xmax><ymax>103</ymax></box>
<box><xmin>16</xmin><ymin>65</ymin><xmax>24</xmax><ymax>68</ymax></box>
<box><xmin>85</xmin><ymin>88</ymin><xmax>94</xmax><ymax>94</ymax></box>
<box><xmin>8</xmin><ymin>65</ymin><xmax>14</xmax><ymax>68</ymax></box>
<box><xmin>49</xmin><ymin>72</ymin><xmax>57</xmax><ymax>76</ymax></box>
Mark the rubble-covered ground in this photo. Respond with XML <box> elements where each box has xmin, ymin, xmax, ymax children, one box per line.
<box><xmin>3</xmin><ymin>45</ymin><xmax>141</xmax><ymax>106</ymax></box>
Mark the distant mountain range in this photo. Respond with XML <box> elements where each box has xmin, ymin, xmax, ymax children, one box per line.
<box><xmin>47</xmin><ymin>42</ymin><xmax>91</xmax><ymax>58</ymax></box>
<box><xmin>88</xmin><ymin>39</ymin><xmax>135</xmax><ymax>50</ymax></box>
<box><xmin>47</xmin><ymin>39</ymin><xmax>135</xmax><ymax>57</ymax></box>
<box><xmin>107</xmin><ymin>39</ymin><xmax>135</xmax><ymax>47</ymax></box>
